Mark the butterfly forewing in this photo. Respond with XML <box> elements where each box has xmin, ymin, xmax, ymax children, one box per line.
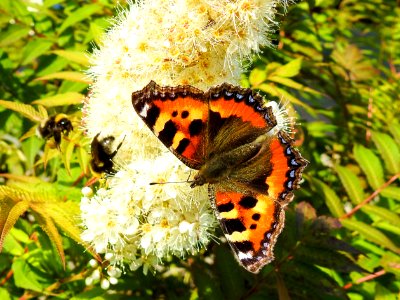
<box><xmin>206</xmin><ymin>83</ymin><xmax>277</xmax><ymax>155</ymax></box>
<box><xmin>132</xmin><ymin>81</ymin><xmax>208</xmax><ymax>169</ymax></box>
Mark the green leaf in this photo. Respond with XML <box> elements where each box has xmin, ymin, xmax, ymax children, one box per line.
<box><xmin>0</xmin><ymin>200</ymin><xmax>29</xmax><ymax>252</ymax></box>
<box><xmin>33</xmin><ymin>212</ymin><xmax>65</xmax><ymax>268</ymax></box>
<box><xmin>273</xmin><ymin>58</ymin><xmax>302</xmax><ymax>77</ymax></box>
<box><xmin>215</xmin><ymin>245</ymin><xmax>245</xmax><ymax>300</ymax></box>
<box><xmin>0</xmin><ymin>25</ymin><xmax>30</xmax><ymax>47</ymax></box>
<box><xmin>21</xmin><ymin>39</ymin><xmax>53</xmax><ymax>65</ymax></box>
<box><xmin>34</xmin><ymin>71</ymin><xmax>91</xmax><ymax>83</ymax></box>
<box><xmin>371</xmin><ymin>131</ymin><xmax>400</xmax><ymax>174</ymax></box>
<box><xmin>0</xmin><ymin>288</ymin><xmax>11</xmax><ymax>300</ymax></box>
<box><xmin>58</xmin><ymin>4</ymin><xmax>103</xmax><ymax>34</ymax></box>
<box><xmin>361</xmin><ymin>205</ymin><xmax>400</xmax><ymax>227</ymax></box>
<box><xmin>0</xmin><ymin>100</ymin><xmax>46</xmax><ymax>122</ymax></box>
<box><xmin>380</xmin><ymin>252</ymin><xmax>400</xmax><ymax>277</ymax></box>
<box><xmin>335</xmin><ymin>165</ymin><xmax>364</xmax><ymax>204</ymax></box>
<box><xmin>389</xmin><ymin>122</ymin><xmax>400</xmax><ymax>145</ymax></box>
<box><xmin>312</xmin><ymin>179</ymin><xmax>345</xmax><ymax>217</ymax></box>
<box><xmin>32</xmin><ymin>92</ymin><xmax>84</xmax><ymax>107</ymax></box>
<box><xmin>353</xmin><ymin>144</ymin><xmax>385</xmax><ymax>189</ymax></box>
<box><xmin>381</xmin><ymin>187</ymin><xmax>400</xmax><ymax>201</ymax></box>
<box><xmin>375</xmin><ymin>284</ymin><xmax>396</xmax><ymax>300</ymax></box>
<box><xmin>51</xmin><ymin>50</ymin><xmax>90</xmax><ymax>66</ymax></box>
<box><xmin>341</xmin><ymin>219</ymin><xmax>399</xmax><ymax>253</ymax></box>
<box><xmin>2</xmin><ymin>231</ymin><xmax>25</xmax><ymax>256</ymax></box>
<box><xmin>12</xmin><ymin>258</ymin><xmax>49</xmax><ymax>292</ymax></box>
<box><xmin>249</xmin><ymin>68</ymin><xmax>267</xmax><ymax>87</ymax></box>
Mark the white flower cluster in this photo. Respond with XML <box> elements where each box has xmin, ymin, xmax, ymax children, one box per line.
<box><xmin>82</xmin><ymin>0</ymin><xmax>290</xmax><ymax>273</ymax></box>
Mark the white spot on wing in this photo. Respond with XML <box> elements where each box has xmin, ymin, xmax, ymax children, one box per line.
<box><xmin>238</xmin><ymin>251</ymin><xmax>253</xmax><ymax>260</ymax></box>
<box><xmin>140</xmin><ymin>103</ymin><xmax>150</xmax><ymax>118</ymax></box>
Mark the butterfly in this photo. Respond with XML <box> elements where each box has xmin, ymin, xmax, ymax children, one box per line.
<box><xmin>132</xmin><ymin>81</ymin><xmax>308</xmax><ymax>273</ymax></box>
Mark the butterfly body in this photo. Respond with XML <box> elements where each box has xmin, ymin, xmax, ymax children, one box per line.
<box><xmin>132</xmin><ymin>81</ymin><xmax>308</xmax><ymax>273</ymax></box>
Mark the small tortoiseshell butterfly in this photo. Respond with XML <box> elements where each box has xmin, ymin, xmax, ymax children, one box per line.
<box><xmin>132</xmin><ymin>81</ymin><xmax>308</xmax><ymax>273</ymax></box>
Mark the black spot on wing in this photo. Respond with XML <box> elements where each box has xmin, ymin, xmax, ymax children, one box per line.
<box><xmin>159</xmin><ymin>120</ymin><xmax>177</xmax><ymax>148</ymax></box>
<box><xmin>145</xmin><ymin>105</ymin><xmax>160</xmax><ymax>128</ymax></box>
<box><xmin>189</xmin><ymin>119</ymin><xmax>203</xmax><ymax>136</ymax></box>
<box><xmin>223</xmin><ymin>218</ymin><xmax>246</xmax><ymax>234</ymax></box>
<box><xmin>181</xmin><ymin>111</ymin><xmax>189</xmax><ymax>118</ymax></box>
<box><xmin>175</xmin><ymin>138</ymin><xmax>190</xmax><ymax>154</ymax></box>
<box><xmin>239</xmin><ymin>196</ymin><xmax>258</xmax><ymax>209</ymax></box>
<box><xmin>234</xmin><ymin>241</ymin><xmax>254</xmax><ymax>253</ymax></box>
<box><xmin>217</xmin><ymin>202</ymin><xmax>234</xmax><ymax>213</ymax></box>
<box><xmin>252</xmin><ymin>213</ymin><xmax>261</xmax><ymax>221</ymax></box>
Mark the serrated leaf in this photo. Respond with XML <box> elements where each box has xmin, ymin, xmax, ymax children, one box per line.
<box><xmin>389</xmin><ymin>122</ymin><xmax>400</xmax><ymax>145</ymax></box>
<box><xmin>2</xmin><ymin>231</ymin><xmax>24</xmax><ymax>256</ymax></box>
<box><xmin>273</xmin><ymin>58</ymin><xmax>302</xmax><ymax>77</ymax></box>
<box><xmin>21</xmin><ymin>39</ymin><xmax>53</xmax><ymax>65</ymax></box>
<box><xmin>0</xmin><ymin>200</ymin><xmax>29</xmax><ymax>252</ymax></box>
<box><xmin>381</xmin><ymin>187</ymin><xmax>400</xmax><ymax>201</ymax></box>
<box><xmin>371</xmin><ymin>131</ymin><xmax>400</xmax><ymax>174</ymax></box>
<box><xmin>0</xmin><ymin>287</ymin><xmax>11</xmax><ymax>300</ymax></box>
<box><xmin>335</xmin><ymin>165</ymin><xmax>365</xmax><ymax>204</ymax></box>
<box><xmin>34</xmin><ymin>71</ymin><xmax>92</xmax><ymax>84</ymax></box>
<box><xmin>33</xmin><ymin>212</ymin><xmax>65</xmax><ymax>268</ymax></box>
<box><xmin>0</xmin><ymin>25</ymin><xmax>30</xmax><ymax>47</ymax></box>
<box><xmin>58</xmin><ymin>4</ymin><xmax>103</xmax><ymax>34</ymax></box>
<box><xmin>312</xmin><ymin>179</ymin><xmax>345</xmax><ymax>217</ymax></box>
<box><xmin>32</xmin><ymin>92</ymin><xmax>84</xmax><ymax>107</ymax></box>
<box><xmin>0</xmin><ymin>100</ymin><xmax>46</xmax><ymax>122</ymax></box>
<box><xmin>51</xmin><ymin>50</ymin><xmax>89</xmax><ymax>66</ymax></box>
<box><xmin>341</xmin><ymin>219</ymin><xmax>399</xmax><ymax>253</ymax></box>
<box><xmin>12</xmin><ymin>258</ymin><xmax>48</xmax><ymax>292</ymax></box>
<box><xmin>353</xmin><ymin>144</ymin><xmax>384</xmax><ymax>189</ymax></box>
<box><xmin>249</xmin><ymin>68</ymin><xmax>267</xmax><ymax>87</ymax></box>
<box><xmin>361</xmin><ymin>205</ymin><xmax>400</xmax><ymax>227</ymax></box>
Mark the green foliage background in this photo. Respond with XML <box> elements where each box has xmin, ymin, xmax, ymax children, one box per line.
<box><xmin>0</xmin><ymin>0</ymin><xmax>399</xmax><ymax>299</ymax></box>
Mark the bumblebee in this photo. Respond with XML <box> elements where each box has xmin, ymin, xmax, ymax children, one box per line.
<box><xmin>38</xmin><ymin>114</ymin><xmax>73</xmax><ymax>148</ymax></box>
<box><xmin>90</xmin><ymin>133</ymin><xmax>124</xmax><ymax>174</ymax></box>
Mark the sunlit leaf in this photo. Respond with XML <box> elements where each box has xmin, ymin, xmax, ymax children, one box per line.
<box><xmin>32</xmin><ymin>92</ymin><xmax>84</xmax><ymax>107</ymax></box>
<box><xmin>21</xmin><ymin>39</ymin><xmax>53</xmax><ymax>65</ymax></box>
<box><xmin>249</xmin><ymin>68</ymin><xmax>267</xmax><ymax>87</ymax></box>
<box><xmin>12</xmin><ymin>258</ymin><xmax>50</xmax><ymax>292</ymax></box>
<box><xmin>335</xmin><ymin>165</ymin><xmax>364</xmax><ymax>204</ymax></box>
<box><xmin>58</xmin><ymin>4</ymin><xmax>103</xmax><ymax>34</ymax></box>
<box><xmin>0</xmin><ymin>100</ymin><xmax>46</xmax><ymax>122</ymax></box>
<box><xmin>341</xmin><ymin>219</ymin><xmax>399</xmax><ymax>253</ymax></box>
<box><xmin>353</xmin><ymin>144</ymin><xmax>385</xmax><ymax>189</ymax></box>
<box><xmin>51</xmin><ymin>50</ymin><xmax>90</xmax><ymax>66</ymax></box>
<box><xmin>34</xmin><ymin>72</ymin><xmax>92</xmax><ymax>84</ymax></box>
<box><xmin>312</xmin><ymin>179</ymin><xmax>345</xmax><ymax>218</ymax></box>
<box><xmin>273</xmin><ymin>58</ymin><xmax>302</xmax><ymax>77</ymax></box>
<box><xmin>371</xmin><ymin>131</ymin><xmax>400</xmax><ymax>174</ymax></box>
<box><xmin>361</xmin><ymin>205</ymin><xmax>400</xmax><ymax>227</ymax></box>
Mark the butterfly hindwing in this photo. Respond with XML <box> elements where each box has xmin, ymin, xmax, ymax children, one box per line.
<box><xmin>132</xmin><ymin>81</ymin><xmax>208</xmax><ymax>169</ymax></box>
<box><xmin>209</xmin><ymin>186</ymin><xmax>284</xmax><ymax>273</ymax></box>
